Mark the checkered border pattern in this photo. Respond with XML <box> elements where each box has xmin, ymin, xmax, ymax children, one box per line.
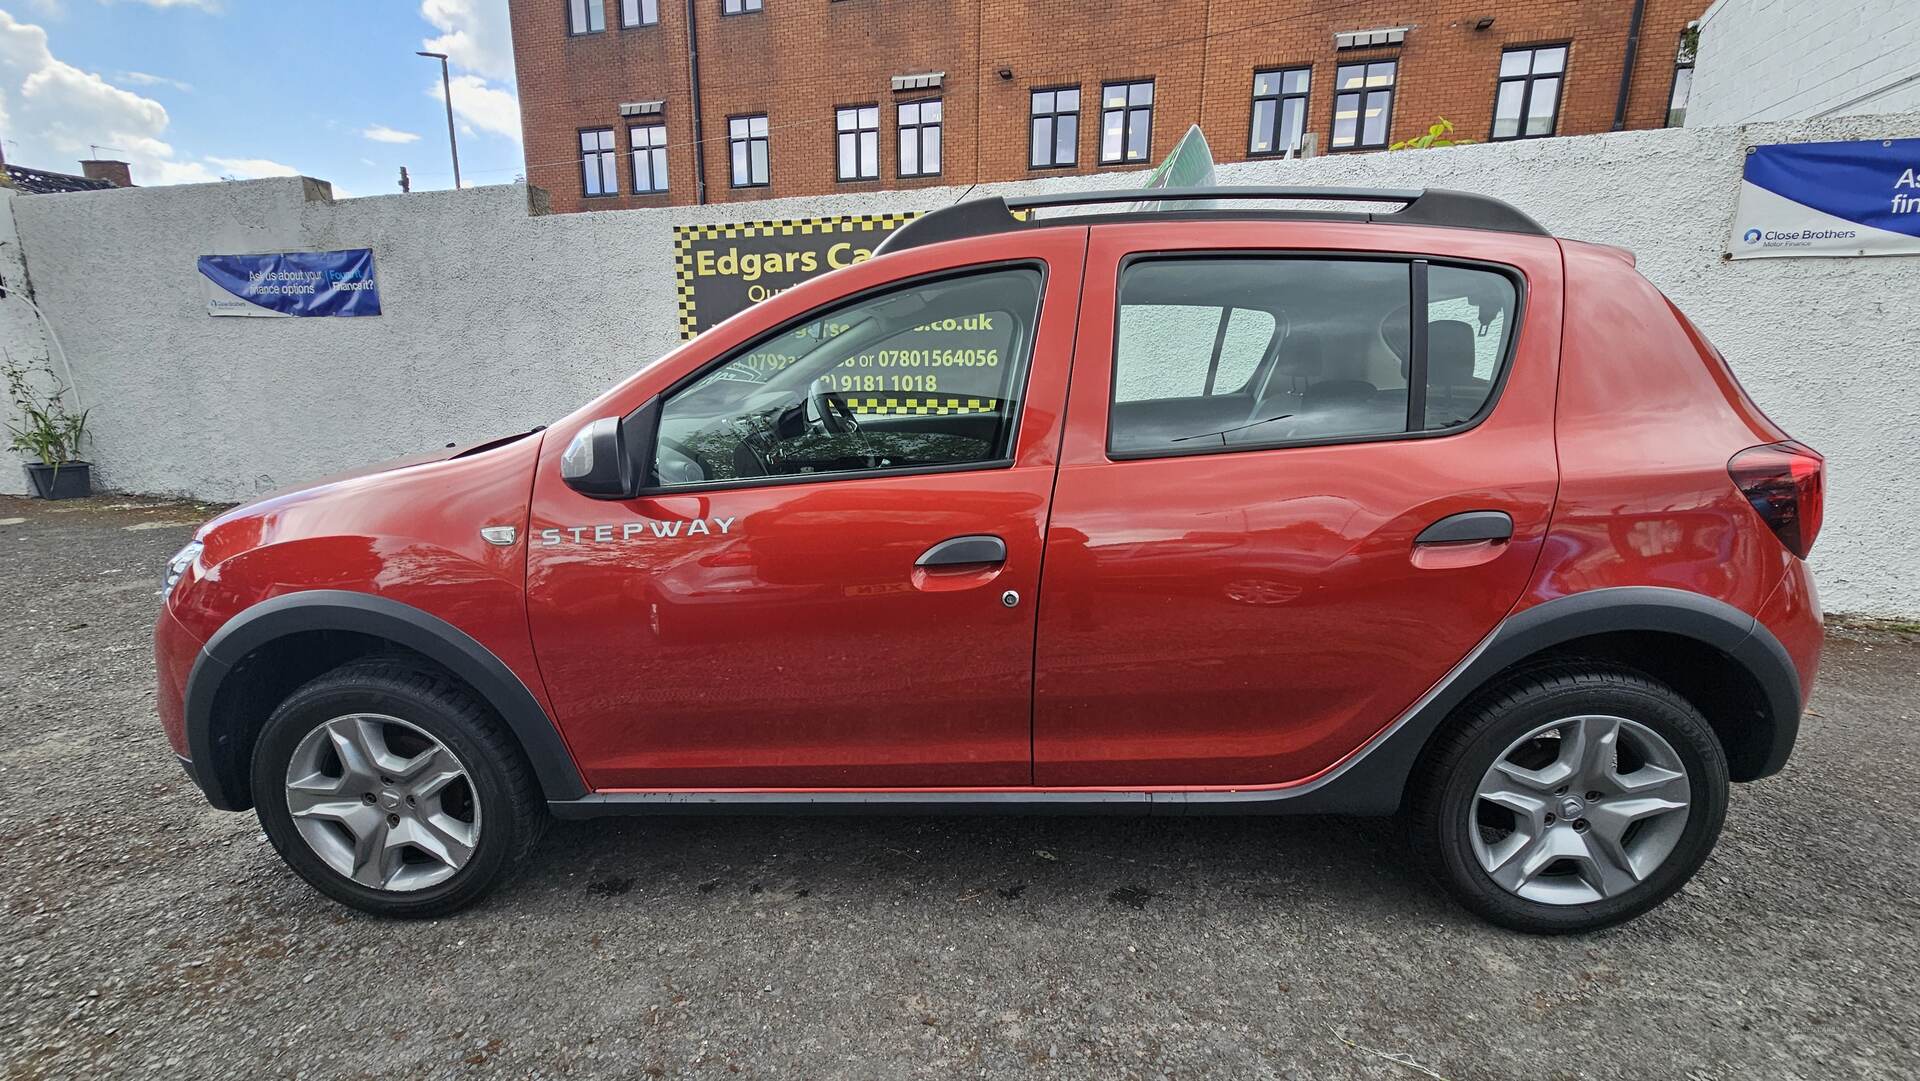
<box><xmin>673</xmin><ymin>212</ymin><xmax>920</xmax><ymax>340</ymax></box>
<box><xmin>848</xmin><ymin>396</ymin><xmax>1001</xmax><ymax>416</ymax></box>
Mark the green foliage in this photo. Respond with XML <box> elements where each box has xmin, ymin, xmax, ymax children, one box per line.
<box><xmin>1389</xmin><ymin>117</ymin><xmax>1474</xmax><ymax>151</ymax></box>
<box><xmin>4</xmin><ymin>353</ymin><xmax>90</xmax><ymax>470</ymax></box>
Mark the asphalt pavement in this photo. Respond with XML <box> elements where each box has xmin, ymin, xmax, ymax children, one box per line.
<box><xmin>1</xmin><ymin>494</ymin><xmax>1915</xmax><ymax>1080</ymax></box>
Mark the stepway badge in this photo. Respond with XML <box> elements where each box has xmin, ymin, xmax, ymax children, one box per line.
<box><xmin>198</xmin><ymin>249</ymin><xmax>383</xmax><ymax>316</ymax></box>
<box><xmin>1729</xmin><ymin>139</ymin><xmax>1920</xmax><ymax>259</ymax></box>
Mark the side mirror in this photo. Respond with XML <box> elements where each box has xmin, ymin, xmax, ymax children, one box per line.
<box><xmin>560</xmin><ymin>398</ymin><xmax>660</xmax><ymax>499</ymax></box>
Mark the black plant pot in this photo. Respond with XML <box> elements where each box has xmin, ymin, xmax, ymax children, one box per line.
<box><xmin>23</xmin><ymin>461</ymin><xmax>92</xmax><ymax>500</ymax></box>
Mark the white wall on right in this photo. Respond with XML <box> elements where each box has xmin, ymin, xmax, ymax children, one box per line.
<box><xmin>1688</xmin><ymin>0</ymin><xmax>1920</xmax><ymax>127</ymax></box>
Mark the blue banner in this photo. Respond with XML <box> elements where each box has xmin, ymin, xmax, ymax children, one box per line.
<box><xmin>198</xmin><ymin>248</ymin><xmax>382</xmax><ymax>316</ymax></box>
<box><xmin>1730</xmin><ymin>138</ymin><xmax>1920</xmax><ymax>259</ymax></box>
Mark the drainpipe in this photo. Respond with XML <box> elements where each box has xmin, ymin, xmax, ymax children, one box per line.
<box><xmin>1611</xmin><ymin>0</ymin><xmax>1649</xmax><ymax>130</ymax></box>
<box><xmin>684</xmin><ymin>0</ymin><xmax>708</xmax><ymax>204</ymax></box>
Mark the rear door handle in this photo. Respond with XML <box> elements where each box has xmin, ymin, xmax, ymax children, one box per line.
<box><xmin>1414</xmin><ymin>511</ymin><xmax>1513</xmax><ymax>546</ymax></box>
<box><xmin>916</xmin><ymin>534</ymin><xmax>1007</xmax><ymax>567</ymax></box>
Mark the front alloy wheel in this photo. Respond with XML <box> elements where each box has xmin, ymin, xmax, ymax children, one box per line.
<box><xmin>252</xmin><ymin>659</ymin><xmax>546</xmax><ymax>918</ymax></box>
<box><xmin>284</xmin><ymin>714</ymin><xmax>481</xmax><ymax>892</ymax></box>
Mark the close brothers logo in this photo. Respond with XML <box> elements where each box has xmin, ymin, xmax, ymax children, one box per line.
<box><xmin>1743</xmin><ymin>226</ymin><xmax>1857</xmax><ymax>245</ymax></box>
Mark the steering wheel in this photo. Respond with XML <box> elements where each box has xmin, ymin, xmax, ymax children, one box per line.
<box><xmin>809</xmin><ymin>383</ymin><xmax>861</xmax><ymax>435</ymax></box>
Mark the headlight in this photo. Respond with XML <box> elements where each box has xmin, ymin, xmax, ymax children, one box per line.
<box><xmin>161</xmin><ymin>540</ymin><xmax>203</xmax><ymax>601</ymax></box>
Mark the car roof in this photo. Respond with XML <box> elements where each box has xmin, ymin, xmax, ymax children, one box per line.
<box><xmin>874</xmin><ymin>186</ymin><xmax>1552</xmax><ymax>257</ymax></box>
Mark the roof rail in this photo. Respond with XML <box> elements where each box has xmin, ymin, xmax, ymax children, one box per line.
<box><xmin>874</xmin><ymin>185</ymin><xmax>1549</xmax><ymax>255</ymax></box>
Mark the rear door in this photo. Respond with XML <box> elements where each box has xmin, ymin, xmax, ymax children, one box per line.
<box><xmin>1034</xmin><ymin>220</ymin><xmax>1564</xmax><ymax>787</ymax></box>
<box><xmin>527</xmin><ymin>229</ymin><xmax>1086</xmax><ymax>790</ymax></box>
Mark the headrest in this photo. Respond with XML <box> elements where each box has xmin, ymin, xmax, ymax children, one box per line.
<box><xmin>1273</xmin><ymin>331</ymin><xmax>1325</xmax><ymax>378</ymax></box>
<box><xmin>1428</xmin><ymin>320</ymin><xmax>1480</xmax><ymax>385</ymax></box>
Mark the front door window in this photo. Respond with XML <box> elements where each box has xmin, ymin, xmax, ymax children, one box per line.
<box><xmin>653</xmin><ymin>267</ymin><xmax>1044</xmax><ymax>488</ymax></box>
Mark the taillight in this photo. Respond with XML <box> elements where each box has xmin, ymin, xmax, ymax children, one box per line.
<box><xmin>1728</xmin><ymin>441</ymin><xmax>1824</xmax><ymax>559</ymax></box>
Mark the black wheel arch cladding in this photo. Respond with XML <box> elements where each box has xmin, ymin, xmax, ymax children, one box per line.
<box><xmin>182</xmin><ymin>590</ymin><xmax>588</xmax><ymax>811</ymax></box>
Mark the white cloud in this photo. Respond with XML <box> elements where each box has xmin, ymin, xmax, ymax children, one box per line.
<box><xmin>0</xmin><ymin>10</ymin><xmax>299</xmax><ymax>186</ymax></box>
<box><xmin>431</xmin><ymin>73</ymin><xmax>520</xmax><ymax>142</ymax></box>
<box><xmin>205</xmin><ymin>156</ymin><xmax>300</xmax><ymax>178</ymax></box>
<box><xmin>0</xmin><ymin>9</ymin><xmax>219</xmax><ymax>183</ymax></box>
<box><xmin>117</xmin><ymin>0</ymin><xmax>222</xmax><ymax>10</ymax></box>
<box><xmin>420</xmin><ymin>0</ymin><xmax>514</xmax><ymax>82</ymax></box>
<box><xmin>117</xmin><ymin>70</ymin><xmax>192</xmax><ymax>93</ymax></box>
<box><xmin>363</xmin><ymin>124</ymin><xmax>421</xmax><ymax>144</ymax></box>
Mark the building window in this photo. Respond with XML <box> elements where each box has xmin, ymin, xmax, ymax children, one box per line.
<box><xmin>1331</xmin><ymin>60</ymin><xmax>1396</xmax><ymax>150</ymax></box>
<box><xmin>621</xmin><ymin>0</ymin><xmax>657</xmax><ymax>26</ymax></box>
<box><xmin>580</xmin><ymin>128</ymin><xmax>618</xmax><ymax>197</ymax></box>
<box><xmin>1100</xmin><ymin>80</ymin><xmax>1154</xmax><ymax>164</ymax></box>
<box><xmin>722</xmin><ymin>0</ymin><xmax>761</xmax><ymax>13</ymax></box>
<box><xmin>836</xmin><ymin>105</ymin><xmax>880</xmax><ymax>181</ymax></box>
<box><xmin>568</xmin><ymin>0</ymin><xmax>605</xmax><ymax>34</ymax></box>
<box><xmin>1248</xmin><ymin>67</ymin><xmax>1310</xmax><ymax>156</ymax></box>
<box><xmin>1666</xmin><ymin>29</ymin><xmax>1696</xmax><ymax>127</ymax></box>
<box><xmin>729</xmin><ymin>114</ymin><xmax>769</xmax><ymax>187</ymax></box>
<box><xmin>630</xmin><ymin>124</ymin><xmax>667</xmax><ymax>193</ymax></box>
<box><xmin>1030</xmin><ymin>87</ymin><xmax>1079</xmax><ymax>169</ymax></box>
<box><xmin>1491</xmin><ymin>45</ymin><xmax>1567</xmax><ymax>140</ymax></box>
<box><xmin>897</xmin><ymin>99</ymin><xmax>942</xmax><ymax>178</ymax></box>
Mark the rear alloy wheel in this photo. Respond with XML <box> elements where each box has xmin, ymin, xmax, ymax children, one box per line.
<box><xmin>1471</xmin><ymin>715</ymin><xmax>1691</xmax><ymax>906</ymax></box>
<box><xmin>252</xmin><ymin>659</ymin><xmax>545</xmax><ymax>917</ymax></box>
<box><xmin>1409</xmin><ymin>665</ymin><xmax>1729</xmax><ymax>934</ymax></box>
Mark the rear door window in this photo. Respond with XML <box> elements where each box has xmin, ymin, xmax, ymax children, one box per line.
<box><xmin>1108</xmin><ymin>257</ymin><xmax>1517</xmax><ymax>456</ymax></box>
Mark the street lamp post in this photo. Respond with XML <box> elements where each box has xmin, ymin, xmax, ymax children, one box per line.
<box><xmin>416</xmin><ymin>50</ymin><xmax>461</xmax><ymax>189</ymax></box>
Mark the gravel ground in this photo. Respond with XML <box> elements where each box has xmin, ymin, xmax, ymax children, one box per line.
<box><xmin>2</xmin><ymin>494</ymin><xmax>1916</xmax><ymax>1081</ymax></box>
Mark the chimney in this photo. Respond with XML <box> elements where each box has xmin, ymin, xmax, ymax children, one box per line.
<box><xmin>79</xmin><ymin>159</ymin><xmax>134</xmax><ymax>187</ymax></box>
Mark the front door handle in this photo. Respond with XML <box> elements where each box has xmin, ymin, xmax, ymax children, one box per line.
<box><xmin>916</xmin><ymin>534</ymin><xmax>1007</xmax><ymax>567</ymax></box>
<box><xmin>1414</xmin><ymin>511</ymin><xmax>1513</xmax><ymax>546</ymax></box>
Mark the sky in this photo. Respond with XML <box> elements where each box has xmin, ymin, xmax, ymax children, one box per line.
<box><xmin>0</xmin><ymin>0</ymin><xmax>521</xmax><ymax>198</ymax></box>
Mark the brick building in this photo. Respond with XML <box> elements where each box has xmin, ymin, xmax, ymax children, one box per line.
<box><xmin>510</xmin><ymin>0</ymin><xmax>1705</xmax><ymax>213</ymax></box>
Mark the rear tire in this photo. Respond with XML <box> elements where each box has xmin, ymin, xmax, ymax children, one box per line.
<box><xmin>250</xmin><ymin>659</ymin><xmax>547</xmax><ymax>918</ymax></box>
<box><xmin>1407</xmin><ymin>664</ymin><xmax>1728</xmax><ymax>934</ymax></box>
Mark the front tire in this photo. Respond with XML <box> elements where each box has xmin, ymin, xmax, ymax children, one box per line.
<box><xmin>251</xmin><ymin>659</ymin><xmax>546</xmax><ymax>918</ymax></box>
<box><xmin>1408</xmin><ymin>664</ymin><xmax>1729</xmax><ymax>934</ymax></box>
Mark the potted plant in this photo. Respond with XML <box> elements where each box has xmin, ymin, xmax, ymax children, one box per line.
<box><xmin>5</xmin><ymin>354</ymin><xmax>92</xmax><ymax>499</ymax></box>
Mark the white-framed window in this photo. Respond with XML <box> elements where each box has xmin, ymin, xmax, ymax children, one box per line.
<box><xmin>897</xmin><ymin>99</ymin><xmax>941</xmax><ymax>178</ymax></box>
<box><xmin>580</xmin><ymin>128</ymin><xmax>618</xmax><ymax>196</ymax></box>
<box><xmin>1100</xmin><ymin>80</ymin><xmax>1154</xmax><ymax>164</ymax></box>
<box><xmin>630</xmin><ymin>124</ymin><xmax>667</xmax><ymax>193</ymax></box>
<box><xmin>722</xmin><ymin>0</ymin><xmax>762</xmax><ymax>14</ymax></box>
<box><xmin>836</xmin><ymin>105</ymin><xmax>880</xmax><ymax>181</ymax></box>
<box><xmin>729</xmin><ymin>114</ymin><xmax>769</xmax><ymax>187</ymax></box>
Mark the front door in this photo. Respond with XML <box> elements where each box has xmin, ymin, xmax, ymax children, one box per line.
<box><xmin>1034</xmin><ymin>220</ymin><xmax>1564</xmax><ymax>787</ymax></box>
<box><xmin>528</xmin><ymin>238</ymin><xmax>1085</xmax><ymax>789</ymax></box>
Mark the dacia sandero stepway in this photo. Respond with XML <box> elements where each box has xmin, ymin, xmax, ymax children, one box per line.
<box><xmin>154</xmin><ymin>187</ymin><xmax>1824</xmax><ymax>933</ymax></box>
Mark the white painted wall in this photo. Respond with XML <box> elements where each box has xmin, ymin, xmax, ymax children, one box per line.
<box><xmin>6</xmin><ymin>112</ymin><xmax>1919</xmax><ymax>615</ymax></box>
<box><xmin>1689</xmin><ymin>0</ymin><xmax>1920</xmax><ymax>126</ymax></box>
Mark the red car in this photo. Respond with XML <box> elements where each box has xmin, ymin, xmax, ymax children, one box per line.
<box><xmin>154</xmin><ymin>187</ymin><xmax>1823</xmax><ymax>933</ymax></box>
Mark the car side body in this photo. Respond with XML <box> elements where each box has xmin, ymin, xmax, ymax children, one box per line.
<box><xmin>152</xmin><ymin>188</ymin><xmax>1823</xmax><ymax>928</ymax></box>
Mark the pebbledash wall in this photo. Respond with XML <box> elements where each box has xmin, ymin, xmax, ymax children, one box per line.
<box><xmin>3</xmin><ymin>112</ymin><xmax>1918</xmax><ymax>616</ymax></box>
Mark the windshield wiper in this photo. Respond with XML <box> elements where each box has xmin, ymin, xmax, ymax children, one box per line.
<box><xmin>1170</xmin><ymin>413</ymin><xmax>1293</xmax><ymax>445</ymax></box>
